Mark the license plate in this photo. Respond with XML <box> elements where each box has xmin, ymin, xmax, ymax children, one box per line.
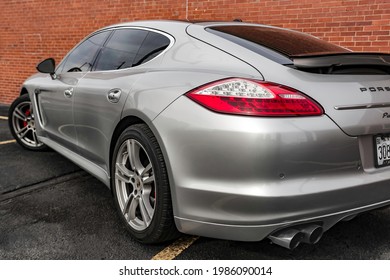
<box><xmin>375</xmin><ymin>135</ymin><xmax>390</xmax><ymax>168</ymax></box>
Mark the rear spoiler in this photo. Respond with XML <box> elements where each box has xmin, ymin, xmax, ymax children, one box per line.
<box><xmin>290</xmin><ymin>53</ymin><xmax>390</xmax><ymax>74</ymax></box>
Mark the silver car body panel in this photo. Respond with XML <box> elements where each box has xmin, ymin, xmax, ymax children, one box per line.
<box><xmin>154</xmin><ymin>96</ymin><xmax>390</xmax><ymax>240</ymax></box>
<box><xmin>23</xmin><ymin>20</ymin><xmax>390</xmax><ymax>242</ymax></box>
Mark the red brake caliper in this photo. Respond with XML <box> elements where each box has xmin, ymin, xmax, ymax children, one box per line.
<box><xmin>23</xmin><ymin>109</ymin><xmax>30</xmax><ymax>127</ymax></box>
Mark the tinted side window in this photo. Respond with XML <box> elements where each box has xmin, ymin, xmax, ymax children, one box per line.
<box><xmin>60</xmin><ymin>31</ymin><xmax>110</xmax><ymax>73</ymax></box>
<box><xmin>132</xmin><ymin>32</ymin><xmax>171</xmax><ymax>67</ymax></box>
<box><xmin>94</xmin><ymin>29</ymin><xmax>149</xmax><ymax>71</ymax></box>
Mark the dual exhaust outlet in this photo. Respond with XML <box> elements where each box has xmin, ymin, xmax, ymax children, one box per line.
<box><xmin>268</xmin><ymin>224</ymin><xmax>323</xmax><ymax>249</ymax></box>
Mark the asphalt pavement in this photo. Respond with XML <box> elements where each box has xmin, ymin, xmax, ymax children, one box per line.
<box><xmin>0</xmin><ymin>105</ymin><xmax>11</xmax><ymax>141</ymax></box>
<box><xmin>0</xmin><ymin>103</ymin><xmax>167</xmax><ymax>259</ymax></box>
<box><xmin>1</xmin><ymin>103</ymin><xmax>390</xmax><ymax>260</ymax></box>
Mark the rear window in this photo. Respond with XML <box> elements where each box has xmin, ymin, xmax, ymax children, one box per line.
<box><xmin>207</xmin><ymin>25</ymin><xmax>350</xmax><ymax>58</ymax></box>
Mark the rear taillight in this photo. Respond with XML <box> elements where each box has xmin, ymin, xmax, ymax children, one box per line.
<box><xmin>186</xmin><ymin>78</ymin><xmax>323</xmax><ymax>117</ymax></box>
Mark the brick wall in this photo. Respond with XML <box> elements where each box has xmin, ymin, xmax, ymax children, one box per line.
<box><xmin>1</xmin><ymin>0</ymin><xmax>389</xmax><ymax>104</ymax></box>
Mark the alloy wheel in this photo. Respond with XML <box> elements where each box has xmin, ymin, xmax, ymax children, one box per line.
<box><xmin>11</xmin><ymin>99</ymin><xmax>44</xmax><ymax>149</ymax></box>
<box><xmin>114</xmin><ymin>138</ymin><xmax>156</xmax><ymax>231</ymax></box>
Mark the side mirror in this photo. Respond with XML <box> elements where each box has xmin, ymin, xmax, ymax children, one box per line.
<box><xmin>36</xmin><ymin>58</ymin><xmax>57</xmax><ymax>79</ymax></box>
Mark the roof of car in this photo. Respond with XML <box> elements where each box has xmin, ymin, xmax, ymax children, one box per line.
<box><xmin>101</xmin><ymin>19</ymin><xmax>271</xmax><ymax>31</ymax></box>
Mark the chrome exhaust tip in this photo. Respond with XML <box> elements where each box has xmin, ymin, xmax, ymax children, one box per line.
<box><xmin>268</xmin><ymin>229</ymin><xmax>304</xmax><ymax>250</ymax></box>
<box><xmin>296</xmin><ymin>224</ymin><xmax>323</xmax><ymax>244</ymax></box>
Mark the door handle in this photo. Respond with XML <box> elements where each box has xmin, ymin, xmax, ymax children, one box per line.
<box><xmin>107</xmin><ymin>89</ymin><xmax>122</xmax><ymax>103</ymax></box>
<box><xmin>64</xmin><ymin>88</ymin><xmax>73</xmax><ymax>98</ymax></box>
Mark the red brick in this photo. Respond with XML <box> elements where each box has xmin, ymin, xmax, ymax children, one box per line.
<box><xmin>0</xmin><ymin>0</ymin><xmax>389</xmax><ymax>104</ymax></box>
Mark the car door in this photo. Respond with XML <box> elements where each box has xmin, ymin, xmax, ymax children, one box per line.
<box><xmin>73</xmin><ymin>28</ymin><xmax>171</xmax><ymax>172</ymax></box>
<box><xmin>36</xmin><ymin>31</ymin><xmax>110</xmax><ymax>150</ymax></box>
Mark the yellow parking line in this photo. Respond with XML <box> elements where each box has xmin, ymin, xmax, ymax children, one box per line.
<box><xmin>0</xmin><ymin>139</ymin><xmax>16</xmax><ymax>145</ymax></box>
<box><xmin>151</xmin><ymin>236</ymin><xmax>199</xmax><ymax>260</ymax></box>
<box><xmin>0</xmin><ymin>116</ymin><xmax>8</xmax><ymax>120</ymax></box>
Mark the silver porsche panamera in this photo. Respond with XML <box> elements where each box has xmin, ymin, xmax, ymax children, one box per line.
<box><xmin>8</xmin><ymin>20</ymin><xmax>390</xmax><ymax>249</ymax></box>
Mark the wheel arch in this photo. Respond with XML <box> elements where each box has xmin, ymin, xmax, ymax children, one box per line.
<box><xmin>20</xmin><ymin>87</ymin><xmax>28</xmax><ymax>96</ymax></box>
<box><xmin>109</xmin><ymin>115</ymin><xmax>171</xmax><ymax>185</ymax></box>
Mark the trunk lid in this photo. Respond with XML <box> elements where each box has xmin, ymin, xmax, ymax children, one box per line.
<box><xmin>187</xmin><ymin>23</ymin><xmax>390</xmax><ymax>136</ymax></box>
<box><xmin>288</xmin><ymin>53</ymin><xmax>390</xmax><ymax>137</ymax></box>
<box><xmin>281</xmin><ymin>71</ymin><xmax>390</xmax><ymax>136</ymax></box>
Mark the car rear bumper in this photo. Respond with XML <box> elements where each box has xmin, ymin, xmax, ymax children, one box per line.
<box><xmin>153</xmin><ymin>96</ymin><xmax>390</xmax><ymax>241</ymax></box>
<box><xmin>174</xmin><ymin>199</ymin><xmax>390</xmax><ymax>241</ymax></box>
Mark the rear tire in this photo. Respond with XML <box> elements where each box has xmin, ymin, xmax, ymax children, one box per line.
<box><xmin>111</xmin><ymin>124</ymin><xmax>179</xmax><ymax>243</ymax></box>
<box><xmin>8</xmin><ymin>94</ymin><xmax>47</xmax><ymax>151</ymax></box>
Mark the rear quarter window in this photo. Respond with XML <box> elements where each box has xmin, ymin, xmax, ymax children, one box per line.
<box><xmin>133</xmin><ymin>32</ymin><xmax>171</xmax><ymax>67</ymax></box>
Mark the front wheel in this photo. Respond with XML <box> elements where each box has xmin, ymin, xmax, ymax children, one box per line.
<box><xmin>8</xmin><ymin>94</ymin><xmax>46</xmax><ymax>151</ymax></box>
<box><xmin>111</xmin><ymin>124</ymin><xmax>179</xmax><ymax>243</ymax></box>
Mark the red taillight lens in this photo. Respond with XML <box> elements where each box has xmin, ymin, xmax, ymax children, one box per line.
<box><xmin>186</xmin><ymin>78</ymin><xmax>323</xmax><ymax>117</ymax></box>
